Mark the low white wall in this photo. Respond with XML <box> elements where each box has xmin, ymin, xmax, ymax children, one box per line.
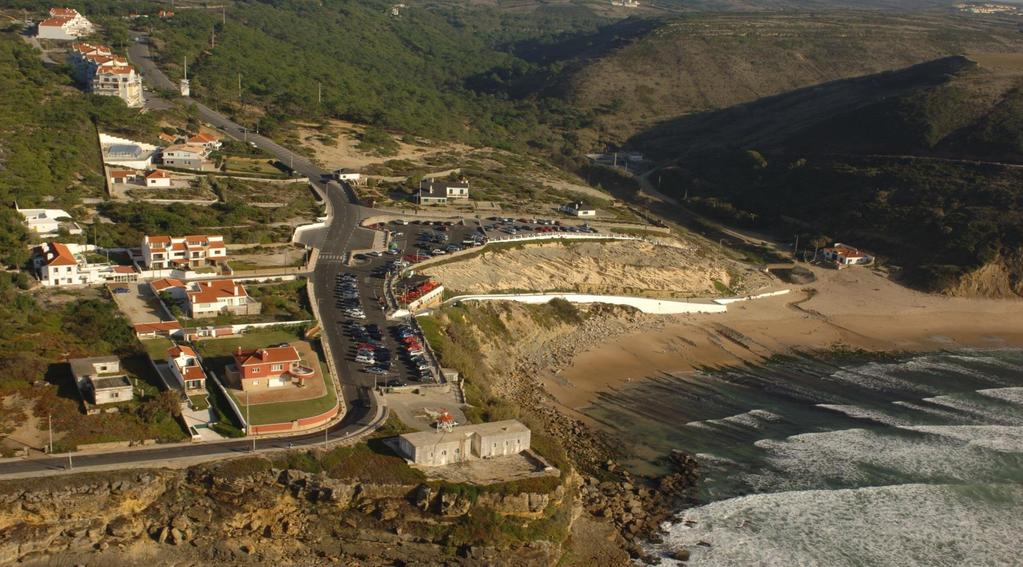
<box><xmin>713</xmin><ymin>289</ymin><xmax>791</xmax><ymax>305</ymax></box>
<box><xmin>446</xmin><ymin>293</ymin><xmax>726</xmax><ymax>315</ymax></box>
<box><xmin>292</xmin><ymin>221</ymin><xmax>327</xmax><ymax>243</ymax></box>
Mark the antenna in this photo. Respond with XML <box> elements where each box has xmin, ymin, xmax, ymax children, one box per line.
<box><xmin>222</xmin><ymin>6</ymin><xmax>226</xmax><ymax>25</ymax></box>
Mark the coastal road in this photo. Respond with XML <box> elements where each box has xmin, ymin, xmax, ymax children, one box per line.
<box><xmin>0</xmin><ymin>34</ymin><xmax>384</xmax><ymax>479</ymax></box>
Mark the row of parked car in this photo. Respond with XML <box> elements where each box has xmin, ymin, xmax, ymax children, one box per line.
<box><xmin>393</xmin><ymin>323</ymin><xmax>434</xmax><ymax>383</ymax></box>
<box><xmin>346</xmin><ymin>322</ymin><xmax>392</xmax><ymax>377</ymax></box>
<box><xmin>335</xmin><ymin>272</ymin><xmax>366</xmax><ymax>319</ymax></box>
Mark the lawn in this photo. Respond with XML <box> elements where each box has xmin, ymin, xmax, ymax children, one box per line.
<box><xmin>194</xmin><ymin>328</ymin><xmax>338</xmax><ymax>426</ymax></box>
<box><xmin>178</xmin><ymin>280</ymin><xmax>311</xmax><ymax>328</ymax></box>
<box><xmin>223</xmin><ymin>156</ymin><xmax>286</xmax><ymax>176</ymax></box>
<box><xmin>230</xmin><ymin>361</ymin><xmax>336</xmax><ymax>425</ymax></box>
<box><xmin>142</xmin><ymin>337</ymin><xmax>174</xmax><ymax>362</ymax></box>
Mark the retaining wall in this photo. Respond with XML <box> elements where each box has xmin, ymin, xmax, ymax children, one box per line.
<box><xmin>447</xmin><ymin>292</ymin><xmax>727</xmax><ymax>315</ymax></box>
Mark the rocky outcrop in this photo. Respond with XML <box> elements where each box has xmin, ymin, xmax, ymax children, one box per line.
<box><xmin>945</xmin><ymin>250</ymin><xmax>1023</xmax><ymax>298</ymax></box>
<box><xmin>0</xmin><ymin>458</ymin><xmax>571</xmax><ymax>566</ymax></box>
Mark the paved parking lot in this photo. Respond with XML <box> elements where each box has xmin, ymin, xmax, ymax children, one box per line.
<box><xmin>109</xmin><ymin>282</ymin><xmax>172</xmax><ymax>324</ymax></box>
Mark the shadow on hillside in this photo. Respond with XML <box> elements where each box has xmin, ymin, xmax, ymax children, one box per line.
<box><xmin>627</xmin><ymin>56</ymin><xmax>973</xmax><ymax>160</ymax></box>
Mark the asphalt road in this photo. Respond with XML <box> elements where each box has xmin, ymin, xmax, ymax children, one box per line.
<box><xmin>0</xmin><ymin>35</ymin><xmax>383</xmax><ymax>478</ymax></box>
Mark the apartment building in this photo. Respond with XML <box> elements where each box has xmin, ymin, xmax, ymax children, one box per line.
<box><xmin>37</xmin><ymin>8</ymin><xmax>94</xmax><ymax>40</ymax></box>
<box><xmin>69</xmin><ymin>43</ymin><xmax>143</xmax><ymax>107</ymax></box>
<box><xmin>161</xmin><ymin>144</ymin><xmax>210</xmax><ymax>170</ymax></box>
<box><xmin>141</xmin><ymin>235</ymin><xmax>227</xmax><ymax>269</ymax></box>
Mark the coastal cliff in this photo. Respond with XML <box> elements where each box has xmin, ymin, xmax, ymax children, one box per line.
<box><xmin>0</xmin><ymin>456</ymin><xmax>575</xmax><ymax>566</ymax></box>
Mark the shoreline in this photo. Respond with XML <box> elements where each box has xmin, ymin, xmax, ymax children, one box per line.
<box><xmin>542</xmin><ymin>266</ymin><xmax>1023</xmax><ymax>415</ymax></box>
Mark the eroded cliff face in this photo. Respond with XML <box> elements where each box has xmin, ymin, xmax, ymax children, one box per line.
<box><xmin>0</xmin><ymin>459</ymin><xmax>574</xmax><ymax>567</ymax></box>
<box><xmin>946</xmin><ymin>251</ymin><xmax>1023</xmax><ymax>298</ymax></box>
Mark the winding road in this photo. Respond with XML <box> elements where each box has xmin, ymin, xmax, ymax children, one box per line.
<box><xmin>0</xmin><ymin>35</ymin><xmax>383</xmax><ymax>478</ymax></box>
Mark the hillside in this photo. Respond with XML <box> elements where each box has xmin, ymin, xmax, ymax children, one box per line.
<box><xmin>566</xmin><ymin>11</ymin><xmax>1023</xmax><ymax>144</ymax></box>
<box><xmin>630</xmin><ymin>54</ymin><xmax>1023</xmax><ymax>295</ymax></box>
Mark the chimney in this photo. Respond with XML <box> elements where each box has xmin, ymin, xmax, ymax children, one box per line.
<box><xmin>233</xmin><ymin>285</ymin><xmax>239</xmax><ymax>295</ymax></box>
<box><xmin>235</xmin><ymin>346</ymin><xmax>242</xmax><ymax>356</ymax></box>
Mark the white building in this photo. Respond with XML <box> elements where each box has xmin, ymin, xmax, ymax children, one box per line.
<box><xmin>141</xmin><ymin>234</ymin><xmax>227</xmax><ymax>269</ymax></box>
<box><xmin>100</xmin><ymin>133</ymin><xmax>157</xmax><ymax>169</ymax></box>
<box><xmin>68</xmin><ymin>43</ymin><xmax>143</xmax><ymax>108</ymax></box>
<box><xmin>32</xmin><ymin>242</ymin><xmax>138</xmax><ymax>286</ymax></box>
<box><xmin>415</xmin><ymin>178</ymin><xmax>470</xmax><ymax>205</ymax></box>
<box><xmin>333</xmin><ymin>169</ymin><xmax>364</xmax><ymax>185</ymax></box>
<box><xmin>822</xmin><ymin>243</ymin><xmax>874</xmax><ymax>267</ymax></box>
<box><xmin>161</xmin><ymin>144</ymin><xmax>209</xmax><ymax>170</ymax></box>
<box><xmin>17</xmin><ymin>206</ymin><xmax>82</xmax><ymax>236</ymax></box>
<box><xmin>144</xmin><ymin>169</ymin><xmax>172</xmax><ymax>187</ymax></box>
<box><xmin>560</xmin><ymin>201</ymin><xmax>596</xmax><ymax>217</ymax></box>
<box><xmin>69</xmin><ymin>356</ymin><xmax>134</xmax><ymax>406</ymax></box>
<box><xmin>397</xmin><ymin>420</ymin><xmax>531</xmax><ymax>467</ymax></box>
<box><xmin>167</xmin><ymin>344</ymin><xmax>207</xmax><ymax>393</ymax></box>
<box><xmin>185</xmin><ymin>279</ymin><xmax>261</xmax><ymax>319</ymax></box>
<box><xmin>37</xmin><ymin>8</ymin><xmax>94</xmax><ymax>40</ymax></box>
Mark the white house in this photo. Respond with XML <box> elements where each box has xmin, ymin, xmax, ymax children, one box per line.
<box><xmin>333</xmin><ymin>169</ymin><xmax>364</xmax><ymax>185</ymax></box>
<box><xmin>69</xmin><ymin>356</ymin><xmax>134</xmax><ymax>406</ymax></box>
<box><xmin>186</xmin><ymin>133</ymin><xmax>222</xmax><ymax>150</ymax></box>
<box><xmin>167</xmin><ymin>344</ymin><xmax>206</xmax><ymax>393</ymax></box>
<box><xmin>100</xmin><ymin>133</ymin><xmax>157</xmax><ymax>169</ymax></box>
<box><xmin>32</xmin><ymin>242</ymin><xmax>138</xmax><ymax>286</ymax></box>
<box><xmin>37</xmin><ymin>8</ymin><xmax>94</xmax><ymax>40</ymax></box>
<box><xmin>397</xmin><ymin>420</ymin><xmax>531</xmax><ymax>467</ymax></box>
<box><xmin>560</xmin><ymin>201</ymin><xmax>596</xmax><ymax>217</ymax></box>
<box><xmin>141</xmin><ymin>235</ymin><xmax>227</xmax><ymax>269</ymax></box>
<box><xmin>822</xmin><ymin>243</ymin><xmax>874</xmax><ymax>267</ymax></box>
<box><xmin>17</xmin><ymin>206</ymin><xmax>82</xmax><ymax>236</ymax></box>
<box><xmin>185</xmin><ymin>279</ymin><xmax>261</xmax><ymax>319</ymax></box>
<box><xmin>144</xmin><ymin>169</ymin><xmax>172</xmax><ymax>187</ymax></box>
<box><xmin>161</xmin><ymin>144</ymin><xmax>209</xmax><ymax>170</ymax></box>
<box><xmin>415</xmin><ymin>178</ymin><xmax>470</xmax><ymax>205</ymax></box>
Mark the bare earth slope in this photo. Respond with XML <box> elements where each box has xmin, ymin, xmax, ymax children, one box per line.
<box><xmin>423</xmin><ymin>240</ymin><xmax>772</xmax><ymax>297</ymax></box>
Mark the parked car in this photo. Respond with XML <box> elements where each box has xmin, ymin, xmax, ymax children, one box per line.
<box><xmin>112</xmin><ymin>287</ymin><xmax>130</xmax><ymax>294</ymax></box>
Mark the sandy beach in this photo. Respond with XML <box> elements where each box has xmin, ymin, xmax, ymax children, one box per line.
<box><xmin>544</xmin><ymin>266</ymin><xmax>1023</xmax><ymax>413</ymax></box>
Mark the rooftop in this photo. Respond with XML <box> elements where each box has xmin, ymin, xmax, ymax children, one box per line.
<box><xmin>68</xmin><ymin>355</ymin><xmax>120</xmax><ymax>379</ymax></box>
<box><xmin>400</xmin><ymin>419</ymin><xmax>529</xmax><ymax>447</ymax></box>
<box><xmin>91</xmin><ymin>374</ymin><xmax>132</xmax><ymax>391</ymax></box>
<box><xmin>233</xmin><ymin>344</ymin><xmax>301</xmax><ymax>366</ymax></box>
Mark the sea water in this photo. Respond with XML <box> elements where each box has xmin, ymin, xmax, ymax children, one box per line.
<box><xmin>581</xmin><ymin>349</ymin><xmax>1023</xmax><ymax>566</ymax></box>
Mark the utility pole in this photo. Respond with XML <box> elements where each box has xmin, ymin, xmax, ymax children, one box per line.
<box><xmin>67</xmin><ymin>451</ymin><xmax>73</xmax><ymax>470</ymax></box>
<box><xmin>324</xmin><ymin>426</ymin><xmax>328</xmax><ymax>449</ymax></box>
<box><xmin>318</xmin><ymin>81</ymin><xmax>322</xmax><ymax>104</ymax></box>
<box><xmin>47</xmin><ymin>415</ymin><xmax>53</xmax><ymax>454</ymax></box>
<box><xmin>794</xmin><ymin>235</ymin><xmax>800</xmax><ymax>258</ymax></box>
<box><xmin>211</xmin><ymin>25</ymin><xmax>215</xmax><ymax>48</ymax></box>
<box><xmin>237</xmin><ymin>73</ymin><xmax>242</xmax><ymax>100</ymax></box>
<box><xmin>222</xmin><ymin>6</ymin><xmax>226</xmax><ymax>25</ymax></box>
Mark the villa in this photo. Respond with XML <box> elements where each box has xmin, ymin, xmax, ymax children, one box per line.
<box><xmin>227</xmin><ymin>344</ymin><xmax>315</xmax><ymax>391</ymax></box>
<box><xmin>32</xmin><ymin>242</ymin><xmax>138</xmax><ymax>286</ymax></box>
<box><xmin>167</xmin><ymin>344</ymin><xmax>207</xmax><ymax>393</ymax></box>
<box><xmin>415</xmin><ymin>178</ymin><xmax>470</xmax><ymax>205</ymax></box>
<box><xmin>185</xmin><ymin>279</ymin><xmax>262</xmax><ymax>319</ymax></box>
<box><xmin>822</xmin><ymin>243</ymin><xmax>874</xmax><ymax>267</ymax></box>
<box><xmin>37</xmin><ymin>8</ymin><xmax>94</xmax><ymax>40</ymax></box>
<box><xmin>560</xmin><ymin>201</ymin><xmax>596</xmax><ymax>217</ymax></box>
<box><xmin>141</xmin><ymin>234</ymin><xmax>227</xmax><ymax>269</ymax></box>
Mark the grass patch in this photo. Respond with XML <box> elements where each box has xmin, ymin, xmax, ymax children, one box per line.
<box><xmin>142</xmin><ymin>337</ymin><xmax>174</xmax><ymax>361</ymax></box>
<box><xmin>188</xmin><ymin>395</ymin><xmax>210</xmax><ymax>411</ymax></box>
<box><xmin>321</xmin><ymin>440</ymin><xmax>426</xmax><ymax>484</ymax></box>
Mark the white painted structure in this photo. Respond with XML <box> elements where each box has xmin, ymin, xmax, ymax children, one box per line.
<box><xmin>17</xmin><ymin>206</ymin><xmax>82</xmax><ymax>235</ymax></box>
<box><xmin>69</xmin><ymin>356</ymin><xmax>133</xmax><ymax>405</ymax></box>
<box><xmin>560</xmin><ymin>201</ymin><xmax>597</xmax><ymax>217</ymax></box>
<box><xmin>100</xmin><ymin>133</ymin><xmax>157</xmax><ymax>169</ymax></box>
<box><xmin>32</xmin><ymin>242</ymin><xmax>137</xmax><ymax>286</ymax></box>
<box><xmin>37</xmin><ymin>8</ymin><xmax>94</xmax><ymax>40</ymax></box>
<box><xmin>447</xmin><ymin>293</ymin><xmax>727</xmax><ymax>315</ymax></box>
<box><xmin>398</xmin><ymin>420</ymin><xmax>531</xmax><ymax>467</ymax></box>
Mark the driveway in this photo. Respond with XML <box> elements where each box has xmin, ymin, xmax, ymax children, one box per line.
<box><xmin>109</xmin><ymin>282</ymin><xmax>172</xmax><ymax>324</ymax></box>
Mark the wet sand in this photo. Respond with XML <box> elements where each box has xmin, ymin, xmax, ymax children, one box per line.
<box><xmin>544</xmin><ymin>266</ymin><xmax>1023</xmax><ymax>412</ymax></box>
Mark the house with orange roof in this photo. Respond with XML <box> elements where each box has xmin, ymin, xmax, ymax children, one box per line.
<box><xmin>161</xmin><ymin>143</ymin><xmax>210</xmax><ymax>170</ymax></box>
<box><xmin>167</xmin><ymin>344</ymin><xmax>207</xmax><ymax>392</ymax></box>
<box><xmin>158</xmin><ymin>132</ymin><xmax>180</xmax><ymax>144</ymax></box>
<box><xmin>144</xmin><ymin>169</ymin><xmax>172</xmax><ymax>187</ymax></box>
<box><xmin>228</xmin><ymin>344</ymin><xmax>311</xmax><ymax>391</ymax></box>
<box><xmin>141</xmin><ymin>234</ymin><xmax>227</xmax><ymax>269</ymax></box>
<box><xmin>185</xmin><ymin>279</ymin><xmax>261</xmax><ymax>318</ymax></box>
<box><xmin>187</xmin><ymin>133</ymin><xmax>222</xmax><ymax>151</ymax></box>
<box><xmin>822</xmin><ymin>243</ymin><xmax>874</xmax><ymax>267</ymax></box>
<box><xmin>37</xmin><ymin>8</ymin><xmax>94</xmax><ymax>40</ymax></box>
<box><xmin>31</xmin><ymin>242</ymin><xmax>138</xmax><ymax>286</ymax></box>
<box><xmin>133</xmin><ymin>320</ymin><xmax>184</xmax><ymax>339</ymax></box>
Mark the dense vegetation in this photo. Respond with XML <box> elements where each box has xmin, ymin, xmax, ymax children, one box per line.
<box><xmin>149</xmin><ymin>0</ymin><xmax>634</xmax><ymax>152</ymax></box>
<box><xmin>639</xmin><ymin>58</ymin><xmax>1023</xmax><ymax>290</ymax></box>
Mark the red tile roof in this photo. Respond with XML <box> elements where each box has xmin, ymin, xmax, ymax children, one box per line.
<box><xmin>37</xmin><ymin>242</ymin><xmax>77</xmax><ymax>267</ymax></box>
<box><xmin>133</xmin><ymin>321</ymin><xmax>182</xmax><ymax>334</ymax></box>
<box><xmin>150</xmin><ymin>277</ymin><xmax>185</xmax><ymax>292</ymax></box>
<box><xmin>233</xmin><ymin>345</ymin><xmax>301</xmax><ymax>367</ymax></box>
<box><xmin>168</xmin><ymin>345</ymin><xmax>197</xmax><ymax>358</ymax></box>
<box><xmin>40</xmin><ymin>16</ymin><xmax>73</xmax><ymax>27</ymax></box>
<box><xmin>109</xmin><ymin>169</ymin><xmax>136</xmax><ymax>178</ymax></box>
<box><xmin>181</xmin><ymin>365</ymin><xmax>205</xmax><ymax>380</ymax></box>
<box><xmin>49</xmin><ymin>7</ymin><xmax>80</xmax><ymax>17</ymax></box>
<box><xmin>145</xmin><ymin>169</ymin><xmax>170</xmax><ymax>179</ymax></box>
<box><xmin>113</xmin><ymin>266</ymin><xmax>136</xmax><ymax>274</ymax></box>
<box><xmin>188</xmin><ymin>133</ymin><xmax>220</xmax><ymax>144</ymax></box>
<box><xmin>187</xmin><ymin>279</ymin><xmax>247</xmax><ymax>304</ymax></box>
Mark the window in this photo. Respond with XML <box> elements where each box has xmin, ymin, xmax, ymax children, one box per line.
<box><xmin>251</xmin><ymin>367</ymin><xmax>260</xmax><ymax>374</ymax></box>
<box><xmin>271</xmin><ymin>363</ymin><xmax>283</xmax><ymax>372</ymax></box>
<box><xmin>110</xmin><ymin>392</ymin><xmax>119</xmax><ymax>398</ymax></box>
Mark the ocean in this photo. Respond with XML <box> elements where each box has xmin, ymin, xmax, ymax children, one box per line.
<box><xmin>581</xmin><ymin>349</ymin><xmax>1023</xmax><ymax>566</ymax></box>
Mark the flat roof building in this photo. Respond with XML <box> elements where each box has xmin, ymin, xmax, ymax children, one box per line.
<box><xmin>397</xmin><ymin>419</ymin><xmax>531</xmax><ymax>467</ymax></box>
<box><xmin>69</xmin><ymin>356</ymin><xmax>134</xmax><ymax>406</ymax></box>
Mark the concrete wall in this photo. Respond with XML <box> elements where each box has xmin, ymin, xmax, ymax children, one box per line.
<box><xmin>447</xmin><ymin>293</ymin><xmax>727</xmax><ymax>315</ymax></box>
<box><xmin>712</xmin><ymin>289</ymin><xmax>791</xmax><ymax>305</ymax></box>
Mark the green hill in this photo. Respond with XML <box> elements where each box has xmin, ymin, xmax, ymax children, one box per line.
<box><xmin>630</xmin><ymin>55</ymin><xmax>1023</xmax><ymax>295</ymax></box>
